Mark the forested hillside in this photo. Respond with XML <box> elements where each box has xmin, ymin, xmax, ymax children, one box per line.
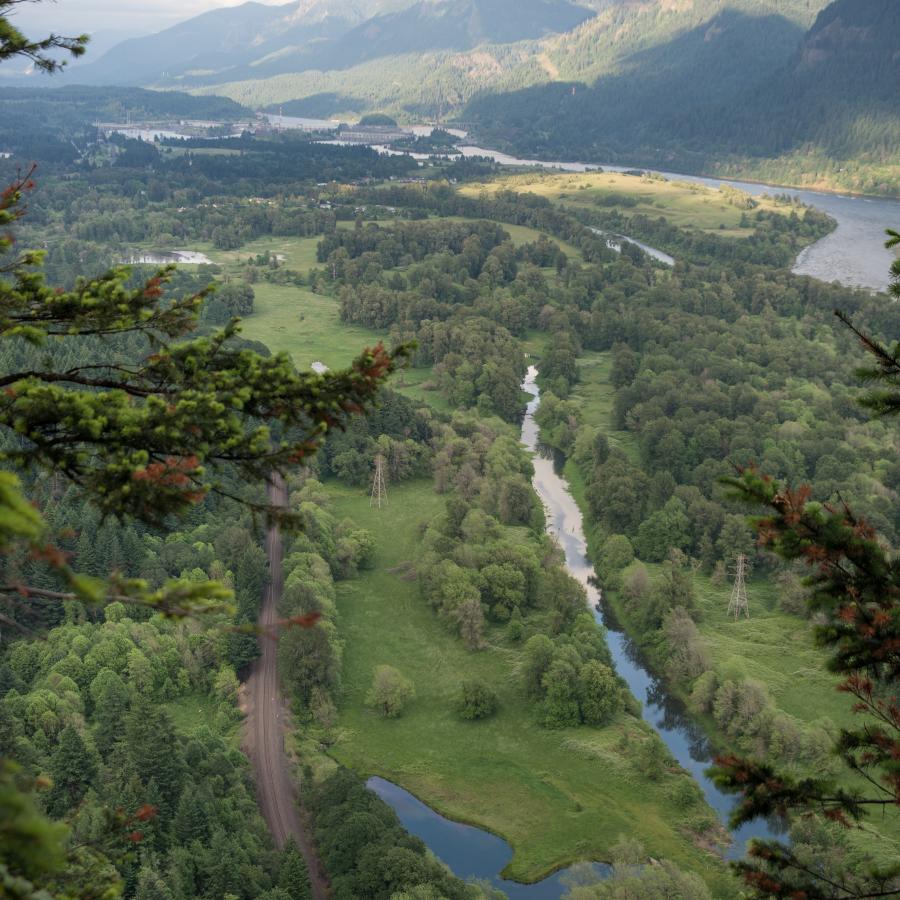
<box><xmin>49</xmin><ymin>0</ymin><xmax>591</xmax><ymax>88</ymax></box>
<box><xmin>188</xmin><ymin>0</ymin><xmax>831</xmax><ymax>129</ymax></box>
<box><xmin>0</xmin><ymin>86</ymin><xmax>248</xmax><ymax>166</ymax></box>
<box><xmin>465</xmin><ymin>0</ymin><xmax>899</xmax><ymax>195</ymax></box>
<box><xmin>12</xmin><ymin>0</ymin><xmax>896</xmax><ymax>193</ymax></box>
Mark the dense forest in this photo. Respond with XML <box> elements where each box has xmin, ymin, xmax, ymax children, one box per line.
<box><xmin>2</xmin><ymin>3</ymin><xmax>899</xmax><ymax>897</ymax></box>
<box><xmin>289</xmin><ymin>182</ymin><xmax>900</xmax><ymax>891</ymax></box>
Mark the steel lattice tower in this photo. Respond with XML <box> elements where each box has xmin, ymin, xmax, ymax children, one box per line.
<box><xmin>727</xmin><ymin>553</ymin><xmax>750</xmax><ymax>620</ymax></box>
<box><xmin>370</xmin><ymin>454</ymin><xmax>388</xmax><ymax>508</ymax></box>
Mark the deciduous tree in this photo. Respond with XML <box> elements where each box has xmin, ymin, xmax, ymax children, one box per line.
<box><xmin>712</xmin><ymin>262</ymin><xmax>900</xmax><ymax>896</ymax></box>
<box><xmin>365</xmin><ymin>666</ymin><xmax>415</xmax><ymax>719</ymax></box>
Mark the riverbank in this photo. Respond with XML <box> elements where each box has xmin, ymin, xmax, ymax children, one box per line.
<box><xmin>452</xmin><ymin>145</ymin><xmax>898</xmax><ymax>292</ymax></box>
<box><xmin>316</xmin><ymin>477</ymin><xmax>736</xmax><ymax>893</ymax></box>
<box><xmin>454</xmin><ymin>139</ymin><xmax>899</xmax><ymax>202</ymax></box>
<box><xmin>552</xmin><ymin>350</ymin><xmax>900</xmax><ymax>868</ymax></box>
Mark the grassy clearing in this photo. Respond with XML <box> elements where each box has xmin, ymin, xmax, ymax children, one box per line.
<box><xmin>203</xmin><ymin>233</ymin><xmax>444</xmax><ymax>402</ymax></box>
<box><xmin>207</xmin><ymin>235</ymin><xmax>389</xmax><ymax>370</ymax></box>
<box><xmin>691</xmin><ymin>576</ymin><xmax>854</xmax><ymax>728</ymax></box>
<box><xmin>163</xmin><ymin>147</ymin><xmax>243</xmax><ymax>157</ymax></box>
<box><xmin>237</xmin><ymin>281</ymin><xmax>439</xmax><ymax>404</ymax></box>
<box><xmin>570</xmin><ymin>353</ymin><xmax>639</xmax><ymax>463</ymax></box>
<box><xmin>209</xmin><ymin>234</ymin><xmax>322</xmax><ymax>271</ymax></box>
<box><xmin>460</xmin><ymin>172</ymin><xmax>787</xmax><ymax>235</ymax></box>
<box><xmin>165</xmin><ymin>692</ymin><xmax>241</xmax><ymax>748</ymax></box>
<box><xmin>389</xmin><ymin>366</ymin><xmax>452</xmax><ymax>413</ymax></box>
<box><xmin>322</xmin><ymin>479</ymin><xmax>735</xmax><ymax>892</ymax></box>
<box><xmin>239</xmin><ymin>282</ymin><xmax>386</xmax><ymax>371</ymax></box>
<box><xmin>496</xmin><ymin>221</ymin><xmax>582</xmax><ymax>260</ymax></box>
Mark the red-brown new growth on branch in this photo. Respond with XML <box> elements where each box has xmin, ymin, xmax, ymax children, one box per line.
<box><xmin>132</xmin><ymin>456</ymin><xmax>200</xmax><ymax>489</ymax></box>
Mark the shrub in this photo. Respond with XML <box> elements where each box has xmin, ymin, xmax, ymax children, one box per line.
<box><xmin>689</xmin><ymin>670</ymin><xmax>718</xmax><ymax>715</ymax></box>
<box><xmin>576</xmin><ymin>660</ymin><xmax>621</xmax><ymax>726</ymax></box>
<box><xmin>365</xmin><ymin>666</ymin><xmax>415</xmax><ymax>719</ymax></box>
<box><xmin>453</xmin><ymin>680</ymin><xmax>498</xmax><ymax>720</ymax></box>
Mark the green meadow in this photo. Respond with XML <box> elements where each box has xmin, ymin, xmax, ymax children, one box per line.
<box><xmin>210</xmin><ymin>224</ymin><xmax>736</xmax><ymax>890</ymax></box>
<box><xmin>322</xmin><ymin>480</ymin><xmax>735</xmax><ymax>892</ymax></box>
<box><xmin>241</xmin><ymin>282</ymin><xmax>384</xmax><ymax>371</ymax></box>
<box><xmin>206</xmin><ymin>234</ymin><xmax>411</xmax><ymax>376</ymax></box>
<box><xmin>564</xmin><ymin>351</ymin><xmax>900</xmax><ymax>858</ymax></box>
<box><xmin>461</xmin><ymin>171</ymin><xmax>789</xmax><ymax>236</ymax></box>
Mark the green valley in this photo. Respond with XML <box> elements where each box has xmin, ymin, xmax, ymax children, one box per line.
<box><xmin>2</xmin><ymin>5</ymin><xmax>900</xmax><ymax>898</ymax></box>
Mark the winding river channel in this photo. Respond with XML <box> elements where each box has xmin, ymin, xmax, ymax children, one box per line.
<box><xmin>326</xmin><ymin>133</ymin><xmax>899</xmax><ymax>289</ymax></box>
<box><xmin>372</xmin><ymin>369</ymin><xmax>780</xmax><ymax>895</ymax></box>
<box><xmin>364</xmin><ymin>146</ymin><xmax>897</xmax><ymax>894</ymax></box>
<box><xmin>519</xmin><ymin>367</ymin><xmax>783</xmax><ymax>862</ymax></box>
<box><xmin>454</xmin><ymin>146</ymin><xmax>899</xmax><ymax>294</ymax></box>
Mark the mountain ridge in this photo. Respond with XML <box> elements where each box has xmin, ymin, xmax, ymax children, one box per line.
<box><xmin>8</xmin><ymin>0</ymin><xmax>896</xmax><ymax>194</ymax></box>
<box><xmin>54</xmin><ymin>0</ymin><xmax>594</xmax><ymax>88</ymax></box>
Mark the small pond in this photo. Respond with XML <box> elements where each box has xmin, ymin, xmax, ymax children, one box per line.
<box><xmin>367</xmin><ymin>777</ymin><xmax>610</xmax><ymax>898</ymax></box>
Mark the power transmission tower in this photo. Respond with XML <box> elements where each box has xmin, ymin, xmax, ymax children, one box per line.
<box><xmin>727</xmin><ymin>553</ymin><xmax>750</xmax><ymax>620</ymax></box>
<box><xmin>370</xmin><ymin>454</ymin><xmax>388</xmax><ymax>508</ymax></box>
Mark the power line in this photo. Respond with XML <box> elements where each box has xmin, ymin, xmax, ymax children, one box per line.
<box><xmin>727</xmin><ymin>553</ymin><xmax>750</xmax><ymax>620</ymax></box>
<box><xmin>370</xmin><ymin>453</ymin><xmax>388</xmax><ymax>509</ymax></box>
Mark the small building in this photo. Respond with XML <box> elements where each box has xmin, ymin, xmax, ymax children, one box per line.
<box><xmin>337</xmin><ymin>124</ymin><xmax>411</xmax><ymax>144</ymax></box>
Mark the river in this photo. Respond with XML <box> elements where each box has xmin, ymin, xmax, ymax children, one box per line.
<box><xmin>318</xmin><ymin>135</ymin><xmax>898</xmax><ymax>291</ymax></box>
<box><xmin>520</xmin><ymin>367</ymin><xmax>781</xmax><ymax>861</ymax></box>
<box><xmin>454</xmin><ymin>146</ymin><xmax>898</xmax><ymax>293</ymax></box>
<box><xmin>349</xmin><ymin>140</ymin><xmax>893</xmax><ymax>892</ymax></box>
<box><xmin>371</xmin><ymin>367</ymin><xmax>778</xmax><ymax>896</ymax></box>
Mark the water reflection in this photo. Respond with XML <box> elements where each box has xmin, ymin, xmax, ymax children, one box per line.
<box><xmin>520</xmin><ymin>366</ymin><xmax>782</xmax><ymax>859</ymax></box>
<box><xmin>370</xmin><ymin>367</ymin><xmax>783</xmax><ymax>899</ymax></box>
<box><xmin>367</xmin><ymin>777</ymin><xmax>611</xmax><ymax>899</ymax></box>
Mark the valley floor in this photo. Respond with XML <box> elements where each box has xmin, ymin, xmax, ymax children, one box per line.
<box><xmin>564</xmin><ymin>350</ymin><xmax>900</xmax><ymax>867</ymax></box>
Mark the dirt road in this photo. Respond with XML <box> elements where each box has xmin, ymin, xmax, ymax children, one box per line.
<box><xmin>243</xmin><ymin>475</ymin><xmax>329</xmax><ymax>899</ymax></box>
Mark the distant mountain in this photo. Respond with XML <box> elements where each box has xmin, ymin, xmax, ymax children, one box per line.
<box><xmin>18</xmin><ymin>0</ymin><xmax>896</xmax><ymax>193</ymax></box>
<box><xmin>326</xmin><ymin>0</ymin><xmax>592</xmax><ymax>61</ymax></box>
<box><xmin>61</xmin><ymin>1</ymin><xmax>356</xmax><ymax>86</ymax></box>
<box><xmin>60</xmin><ymin>0</ymin><xmax>593</xmax><ymax>88</ymax></box>
<box><xmin>466</xmin><ymin>5</ymin><xmax>810</xmax><ymax>151</ymax></box>
<box><xmin>462</xmin><ymin>0</ymin><xmax>899</xmax><ymax>193</ymax></box>
<box><xmin>700</xmin><ymin>0</ymin><xmax>900</xmax><ymax>158</ymax></box>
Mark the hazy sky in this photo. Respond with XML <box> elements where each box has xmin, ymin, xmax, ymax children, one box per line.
<box><xmin>13</xmin><ymin>0</ymin><xmax>291</xmax><ymax>40</ymax></box>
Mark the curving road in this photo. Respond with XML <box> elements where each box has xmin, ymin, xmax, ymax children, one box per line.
<box><xmin>243</xmin><ymin>474</ymin><xmax>329</xmax><ymax>899</ymax></box>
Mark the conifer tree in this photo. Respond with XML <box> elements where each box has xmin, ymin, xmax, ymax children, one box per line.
<box><xmin>0</xmin><ymin>167</ymin><xmax>406</xmax><ymax>624</ymax></box>
<box><xmin>89</xmin><ymin>669</ymin><xmax>130</xmax><ymax>757</ymax></box>
<box><xmin>123</xmin><ymin>702</ymin><xmax>186</xmax><ymax>817</ymax></box>
<box><xmin>0</xmin><ymin>0</ymin><xmax>87</xmax><ymax>72</ymax></box>
<box><xmin>46</xmin><ymin>725</ymin><xmax>96</xmax><ymax>816</ymax></box>
<box><xmin>277</xmin><ymin>839</ymin><xmax>313</xmax><ymax>900</ymax></box>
